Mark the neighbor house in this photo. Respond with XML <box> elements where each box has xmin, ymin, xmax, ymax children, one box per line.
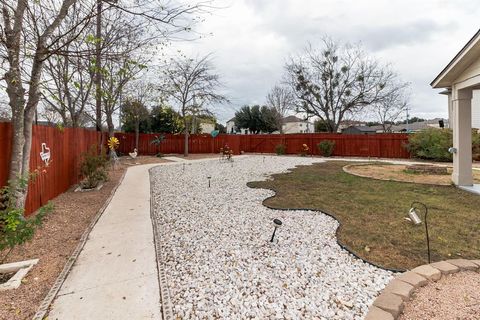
<box><xmin>226</xmin><ymin>117</ymin><xmax>238</xmax><ymax>134</ymax></box>
<box><xmin>282</xmin><ymin>116</ymin><xmax>314</xmax><ymax>134</ymax></box>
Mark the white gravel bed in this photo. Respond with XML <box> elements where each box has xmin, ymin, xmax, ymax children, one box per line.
<box><xmin>150</xmin><ymin>156</ymin><xmax>393</xmax><ymax>320</ymax></box>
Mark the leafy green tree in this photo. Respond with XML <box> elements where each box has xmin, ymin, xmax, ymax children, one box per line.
<box><xmin>260</xmin><ymin>106</ymin><xmax>280</xmax><ymax>133</ymax></box>
<box><xmin>235</xmin><ymin>105</ymin><xmax>261</xmax><ymax>134</ymax></box>
<box><xmin>150</xmin><ymin>105</ymin><xmax>184</xmax><ymax>133</ymax></box>
<box><xmin>234</xmin><ymin>105</ymin><xmax>281</xmax><ymax>133</ymax></box>
<box><xmin>215</xmin><ymin>123</ymin><xmax>226</xmax><ymax>134</ymax></box>
<box><xmin>314</xmin><ymin>119</ymin><xmax>334</xmax><ymax>132</ymax></box>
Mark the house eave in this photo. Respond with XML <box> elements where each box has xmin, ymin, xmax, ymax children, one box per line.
<box><xmin>431</xmin><ymin>29</ymin><xmax>480</xmax><ymax>88</ymax></box>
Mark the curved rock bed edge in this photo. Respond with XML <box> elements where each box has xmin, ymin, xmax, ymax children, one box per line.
<box><xmin>365</xmin><ymin>259</ymin><xmax>480</xmax><ymax>320</ymax></box>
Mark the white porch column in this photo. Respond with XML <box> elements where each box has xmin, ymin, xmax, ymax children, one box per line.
<box><xmin>452</xmin><ymin>89</ymin><xmax>473</xmax><ymax>186</ymax></box>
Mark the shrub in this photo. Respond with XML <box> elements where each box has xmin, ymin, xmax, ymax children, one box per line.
<box><xmin>275</xmin><ymin>144</ymin><xmax>286</xmax><ymax>155</ymax></box>
<box><xmin>406</xmin><ymin>128</ymin><xmax>453</xmax><ymax>162</ymax></box>
<box><xmin>317</xmin><ymin>140</ymin><xmax>335</xmax><ymax>157</ymax></box>
<box><xmin>0</xmin><ymin>173</ymin><xmax>53</xmax><ymax>254</ymax></box>
<box><xmin>79</xmin><ymin>145</ymin><xmax>108</xmax><ymax>189</ymax></box>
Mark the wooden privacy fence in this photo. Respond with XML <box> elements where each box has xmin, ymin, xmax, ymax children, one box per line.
<box><xmin>0</xmin><ymin>123</ymin><xmax>410</xmax><ymax>216</ymax></box>
<box><xmin>115</xmin><ymin>132</ymin><xmax>411</xmax><ymax>159</ymax></box>
<box><xmin>0</xmin><ymin>122</ymin><xmax>103</xmax><ymax>215</ymax></box>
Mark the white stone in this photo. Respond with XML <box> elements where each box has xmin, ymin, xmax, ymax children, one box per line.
<box><xmin>151</xmin><ymin>156</ymin><xmax>393</xmax><ymax>318</ymax></box>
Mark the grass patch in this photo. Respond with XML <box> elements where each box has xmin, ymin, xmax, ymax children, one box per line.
<box><xmin>248</xmin><ymin>161</ymin><xmax>480</xmax><ymax>270</ymax></box>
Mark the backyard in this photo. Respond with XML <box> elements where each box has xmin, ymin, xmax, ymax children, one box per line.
<box><xmin>248</xmin><ymin>160</ymin><xmax>480</xmax><ymax>270</ymax></box>
<box><xmin>150</xmin><ymin>156</ymin><xmax>393</xmax><ymax>319</ymax></box>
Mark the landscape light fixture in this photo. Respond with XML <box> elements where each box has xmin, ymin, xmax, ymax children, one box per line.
<box><xmin>408</xmin><ymin>201</ymin><xmax>431</xmax><ymax>263</ymax></box>
<box><xmin>270</xmin><ymin>219</ymin><xmax>283</xmax><ymax>243</ymax></box>
<box><xmin>207</xmin><ymin>176</ymin><xmax>211</xmax><ymax>188</ymax></box>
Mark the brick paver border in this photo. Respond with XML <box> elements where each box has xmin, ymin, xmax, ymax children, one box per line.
<box><xmin>365</xmin><ymin>259</ymin><xmax>480</xmax><ymax>320</ymax></box>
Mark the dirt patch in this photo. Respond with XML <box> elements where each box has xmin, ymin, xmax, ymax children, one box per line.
<box><xmin>0</xmin><ymin>156</ymin><xmax>169</xmax><ymax>320</ymax></box>
<box><xmin>399</xmin><ymin>271</ymin><xmax>480</xmax><ymax>320</ymax></box>
<box><xmin>345</xmin><ymin>163</ymin><xmax>480</xmax><ymax>185</ymax></box>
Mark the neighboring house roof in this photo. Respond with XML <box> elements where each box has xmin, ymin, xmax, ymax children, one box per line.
<box><xmin>282</xmin><ymin>115</ymin><xmax>307</xmax><ymax>123</ymax></box>
<box><xmin>371</xmin><ymin>118</ymin><xmax>447</xmax><ymax>132</ymax></box>
<box><xmin>227</xmin><ymin>117</ymin><xmax>236</xmax><ymax>123</ymax></box>
<box><xmin>342</xmin><ymin>126</ymin><xmax>376</xmax><ymax>132</ymax></box>
<box><xmin>339</xmin><ymin>120</ymin><xmax>367</xmax><ymax>126</ymax></box>
<box><xmin>431</xmin><ymin>29</ymin><xmax>480</xmax><ymax>88</ymax></box>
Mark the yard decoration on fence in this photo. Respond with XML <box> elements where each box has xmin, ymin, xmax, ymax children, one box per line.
<box><xmin>39</xmin><ymin>143</ymin><xmax>51</xmax><ymax>166</ymax></box>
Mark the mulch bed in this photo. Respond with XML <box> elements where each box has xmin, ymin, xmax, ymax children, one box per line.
<box><xmin>0</xmin><ymin>156</ymin><xmax>169</xmax><ymax>320</ymax></box>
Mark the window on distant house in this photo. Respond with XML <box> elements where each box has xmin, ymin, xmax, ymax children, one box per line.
<box><xmin>300</xmin><ymin>130</ymin><xmax>303</xmax><ymax>133</ymax></box>
<box><xmin>299</xmin><ymin>123</ymin><xmax>302</xmax><ymax>127</ymax></box>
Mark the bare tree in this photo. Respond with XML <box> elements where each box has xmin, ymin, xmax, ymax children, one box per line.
<box><xmin>0</xmin><ymin>0</ymin><xmax>96</xmax><ymax>207</ymax></box>
<box><xmin>42</xmin><ymin>43</ymin><xmax>95</xmax><ymax>127</ymax></box>
<box><xmin>285</xmin><ymin>38</ymin><xmax>406</xmax><ymax>133</ymax></box>
<box><xmin>266</xmin><ymin>84</ymin><xmax>296</xmax><ymax>133</ymax></box>
<box><xmin>161</xmin><ymin>54</ymin><xmax>228</xmax><ymax>156</ymax></box>
<box><xmin>372</xmin><ymin>83</ymin><xmax>410</xmax><ymax>132</ymax></box>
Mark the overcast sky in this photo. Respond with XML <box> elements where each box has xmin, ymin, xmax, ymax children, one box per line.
<box><xmin>173</xmin><ymin>0</ymin><xmax>480</xmax><ymax>124</ymax></box>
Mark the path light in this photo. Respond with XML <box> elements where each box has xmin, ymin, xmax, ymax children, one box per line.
<box><xmin>263</xmin><ymin>156</ymin><xmax>265</xmax><ymax>163</ymax></box>
<box><xmin>407</xmin><ymin>201</ymin><xmax>431</xmax><ymax>263</ymax></box>
<box><xmin>270</xmin><ymin>219</ymin><xmax>283</xmax><ymax>243</ymax></box>
<box><xmin>207</xmin><ymin>176</ymin><xmax>211</xmax><ymax>188</ymax></box>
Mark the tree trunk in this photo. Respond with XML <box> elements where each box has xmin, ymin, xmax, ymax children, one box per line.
<box><xmin>135</xmin><ymin>120</ymin><xmax>139</xmax><ymax>150</ymax></box>
<box><xmin>106</xmin><ymin>112</ymin><xmax>115</xmax><ymax>138</ymax></box>
<box><xmin>183</xmin><ymin>122</ymin><xmax>189</xmax><ymax>157</ymax></box>
<box><xmin>95</xmin><ymin>0</ymin><xmax>102</xmax><ymax>132</ymax></box>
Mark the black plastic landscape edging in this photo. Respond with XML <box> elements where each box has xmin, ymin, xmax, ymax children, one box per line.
<box><xmin>247</xmin><ymin>182</ymin><xmax>406</xmax><ymax>274</ymax></box>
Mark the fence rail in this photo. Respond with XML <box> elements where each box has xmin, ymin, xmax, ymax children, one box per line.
<box><xmin>0</xmin><ymin>122</ymin><xmax>410</xmax><ymax>216</ymax></box>
<box><xmin>115</xmin><ymin>132</ymin><xmax>411</xmax><ymax>159</ymax></box>
<box><xmin>0</xmin><ymin>122</ymin><xmax>103</xmax><ymax>215</ymax></box>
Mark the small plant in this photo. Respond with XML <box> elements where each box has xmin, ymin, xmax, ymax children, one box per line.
<box><xmin>300</xmin><ymin>144</ymin><xmax>309</xmax><ymax>156</ymax></box>
<box><xmin>0</xmin><ymin>172</ymin><xmax>54</xmax><ymax>256</ymax></box>
<box><xmin>317</xmin><ymin>140</ymin><xmax>335</xmax><ymax>157</ymax></box>
<box><xmin>275</xmin><ymin>144</ymin><xmax>286</xmax><ymax>155</ymax></box>
<box><xmin>79</xmin><ymin>145</ymin><xmax>108</xmax><ymax>189</ymax></box>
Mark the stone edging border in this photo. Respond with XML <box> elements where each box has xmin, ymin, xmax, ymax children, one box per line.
<box><xmin>342</xmin><ymin>163</ymin><xmax>451</xmax><ymax>186</ymax></box>
<box><xmin>32</xmin><ymin>170</ymin><xmax>128</xmax><ymax>320</ymax></box>
<box><xmin>149</xmin><ymin>167</ymin><xmax>174</xmax><ymax>320</ymax></box>
<box><xmin>365</xmin><ymin>259</ymin><xmax>480</xmax><ymax>320</ymax></box>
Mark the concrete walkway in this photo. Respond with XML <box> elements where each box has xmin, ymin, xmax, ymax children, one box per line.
<box><xmin>49</xmin><ymin>164</ymin><xmax>162</xmax><ymax>320</ymax></box>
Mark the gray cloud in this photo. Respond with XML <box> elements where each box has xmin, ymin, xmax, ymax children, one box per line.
<box><xmin>177</xmin><ymin>0</ymin><xmax>480</xmax><ymax>123</ymax></box>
